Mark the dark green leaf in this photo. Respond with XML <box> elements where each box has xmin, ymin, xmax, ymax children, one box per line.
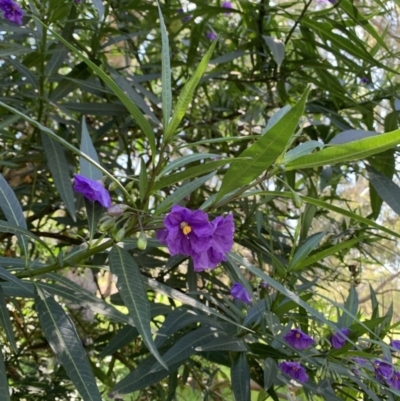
<box><xmin>0</xmin><ymin>349</ymin><xmax>9</xmax><ymax>401</ymax></box>
<box><xmin>231</xmin><ymin>353</ymin><xmax>250</xmax><ymax>401</ymax></box>
<box><xmin>0</xmin><ymin>286</ymin><xmax>17</xmax><ymax>353</ymax></box>
<box><xmin>35</xmin><ymin>287</ymin><xmax>102</xmax><ymax>401</ymax></box>
<box><xmin>108</xmin><ymin>245</ymin><xmax>167</xmax><ymax>370</ymax></box>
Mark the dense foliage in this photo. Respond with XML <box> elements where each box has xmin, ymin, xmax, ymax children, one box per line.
<box><xmin>1</xmin><ymin>0</ymin><xmax>400</xmax><ymax>400</ymax></box>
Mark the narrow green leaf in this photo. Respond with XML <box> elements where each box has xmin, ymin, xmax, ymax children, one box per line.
<box><xmin>0</xmin><ymin>349</ymin><xmax>9</xmax><ymax>401</ymax></box>
<box><xmin>139</xmin><ymin>157</ymin><xmax>149</xmax><ymax>202</ymax></box>
<box><xmin>195</xmin><ymin>335</ymin><xmax>248</xmax><ymax>352</ymax></box>
<box><xmin>84</xmin><ymin>198</ymin><xmax>103</xmax><ymax>240</ymax></box>
<box><xmin>264</xmin><ymin>358</ymin><xmax>278</xmax><ymax>391</ymax></box>
<box><xmin>35</xmin><ymin>286</ymin><xmax>102</xmax><ymax>401</ymax></box>
<box><xmin>154</xmin><ymin>171</ymin><xmax>216</xmax><ymax>216</ymax></box>
<box><xmin>108</xmin><ymin>246</ymin><xmax>167</xmax><ymax>370</ymax></box>
<box><xmin>80</xmin><ymin>118</ymin><xmax>102</xmax><ymax>181</ymax></box>
<box><xmin>289</xmin><ymin>232</ymin><xmax>325</xmax><ymax>270</ymax></box>
<box><xmin>285</xmin><ymin>128</ymin><xmax>400</xmax><ymax>171</ymax></box>
<box><xmin>165</xmin><ymin>41</ymin><xmax>217</xmax><ymax>139</ymax></box>
<box><xmin>0</xmin><ymin>219</ymin><xmax>54</xmax><ymax>256</ymax></box>
<box><xmin>263</xmin><ymin>36</ymin><xmax>285</xmax><ymax>67</ymax></box>
<box><xmin>99</xmin><ymin>326</ymin><xmax>139</xmax><ymax>358</ymax></box>
<box><xmin>231</xmin><ymin>353</ymin><xmax>250</xmax><ymax>401</ymax></box>
<box><xmin>282</xmin><ymin>141</ymin><xmax>323</xmax><ymax>165</ymax></box>
<box><xmin>0</xmin><ymin>286</ymin><xmax>17</xmax><ymax>353</ymax></box>
<box><xmin>367</xmin><ymin>165</ymin><xmax>400</xmax><ymax>217</ymax></box>
<box><xmin>41</xmin><ymin>134</ymin><xmax>76</xmax><ymax>221</ymax></box>
<box><xmin>90</xmin><ymin>0</ymin><xmax>104</xmax><ymax>20</ymax></box>
<box><xmin>339</xmin><ymin>287</ymin><xmax>359</xmax><ymax>328</ymax></box>
<box><xmin>32</xmin><ymin>18</ymin><xmax>157</xmax><ymax>162</ymax></box>
<box><xmin>157</xmin><ymin>1</ymin><xmax>172</xmax><ymax>127</ymax></box>
<box><xmin>0</xmin><ymin>174</ymin><xmax>28</xmax><ymax>254</ymax></box>
<box><xmin>216</xmin><ymin>87</ymin><xmax>310</xmax><ymax>201</ymax></box>
<box><xmin>0</xmin><ymin>266</ymin><xmax>32</xmax><ymax>292</ymax></box>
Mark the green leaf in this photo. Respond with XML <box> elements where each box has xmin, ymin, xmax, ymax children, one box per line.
<box><xmin>264</xmin><ymin>358</ymin><xmax>278</xmax><ymax>391</ymax></box>
<box><xmin>0</xmin><ymin>348</ymin><xmax>9</xmax><ymax>401</ymax></box>
<box><xmin>35</xmin><ymin>286</ymin><xmax>102</xmax><ymax>401</ymax></box>
<box><xmin>367</xmin><ymin>165</ymin><xmax>400</xmax><ymax>217</ymax></box>
<box><xmin>263</xmin><ymin>36</ymin><xmax>285</xmax><ymax>67</ymax></box>
<box><xmin>0</xmin><ymin>219</ymin><xmax>54</xmax><ymax>256</ymax></box>
<box><xmin>32</xmin><ymin>18</ymin><xmax>157</xmax><ymax>163</ymax></box>
<box><xmin>90</xmin><ymin>0</ymin><xmax>104</xmax><ymax>20</ymax></box>
<box><xmin>80</xmin><ymin>117</ymin><xmax>102</xmax><ymax>181</ymax></box>
<box><xmin>157</xmin><ymin>1</ymin><xmax>172</xmax><ymax>127</ymax></box>
<box><xmin>289</xmin><ymin>232</ymin><xmax>326</xmax><ymax>270</ymax></box>
<box><xmin>139</xmin><ymin>157</ymin><xmax>149</xmax><ymax>202</ymax></box>
<box><xmin>195</xmin><ymin>335</ymin><xmax>248</xmax><ymax>352</ymax></box>
<box><xmin>285</xmin><ymin>128</ymin><xmax>400</xmax><ymax>170</ymax></box>
<box><xmin>0</xmin><ymin>174</ymin><xmax>28</xmax><ymax>254</ymax></box>
<box><xmin>216</xmin><ymin>87</ymin><xmax>310</xmax><ymax>201</ymax></box>
<box><xmin>41</xmin><ymin>134</ymin><xmax>76</xmax><ymax>221</ymax></box>
<box><xmin>339</xmin><ymin>287</ymin><xmax>359</xmax><ymax>328</ymax></box>
<box><xmin>165</xmin><ymin>41</ymin><xmax>217</xmax><ymax>139</ymax></box>
<box><xmin>0</xmin><ymin>266</ymin><xmax>32</xmax><ymax>293</ymax></box>
<box><xmin>84</xmin><ymin>199</ymin><xmax>103</xmax><ymax>240</ymax></box>
<box><xmin>0</xmin><ymin>286</ymin><xmax>17</xmax><ymax>353</ymax></box>
<box><xmin>282</xmin><ymin>141</ymin><xmax>323</xmax><ymax>165</ymax></box>
<box><xmin>99</xmin><ymin>326</ymin><xmax>139</xmax><ymax>358</ymax></box>
<box><xmin>231</xmin><ymin>353</ymin><xmax>250</xmax><ymax>401</ymax></box>
<box><xmin>154</xmin><ymin>171</ymin><xmax>216</xmax><ymax>215</ymax></box>
<box><xmin>108</xmin><ymin>245</ymin><xmax>167</xmax><ymax>370</ymax></box>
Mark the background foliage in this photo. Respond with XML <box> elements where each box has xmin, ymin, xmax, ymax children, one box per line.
<box><xmin>1</xmin><ymin>0</ymin><xmax>400</xmax><ymax>400</ymax></box>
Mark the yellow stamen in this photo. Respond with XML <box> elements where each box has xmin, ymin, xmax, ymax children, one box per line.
<box><xmin>180</xmin><ymin>222</ymin><xmax>192</xmax><ymax>235</ymax></box>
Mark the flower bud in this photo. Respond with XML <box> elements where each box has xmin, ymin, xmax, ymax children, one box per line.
<box><xmin>99</xmin><ymin>218</ymin><xmax>116</xmax><ymax>232</ymax></box>
<box><xmin>114</xmin><ymin>227</ymin><xmax>126</xmax><ymax>242</ymax></box>
<box><xmin>108</xmin><ymin>181</ymin><xmax>119</xmax><ymax>191</ymax></box>
<box><xmin>107</xmin><ymin>204</ymin><xmax>128</xmax><ymax>217</ymax></box>
<box><xmin>125</xmin><ymin>181</ymin><xmax>134</xmax><ymax>191</ymax></box>
<box><xmin>292</xmin><ymin>192</ymin><xmax>302</xmax><ymax>208</ymax></box>
<box><xmin>137</xmin><ymin>232</ymin><xmax>147</xmax><ymax>250</ymax></box>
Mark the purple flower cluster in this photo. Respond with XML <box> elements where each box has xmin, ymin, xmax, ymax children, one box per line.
<box><xmin>0</xmin><ymin>0</ymin><xmax>23</xmax><ymax>25</ymax></box>
<box><xmin>330</xmin><ymin>328</ymin><xmax>350</xmax><ymax>349</ymax></box>
<box><xmin>157</xmin><ymin>205</ymin><xmax>234</xmax><ymax>272</ymax></box>
<box><xmin>284</xmin><ymin>328</ymin><xmax>315</xmax><ymax>350</ymax></box>
<box><xmin>231</xmin><ymin>282</ymin><xmax>251</xmax><ymax>303</ymax></box>
<box><xmin>279</xmin><ymin>361</ymin><xmax>308</xmax><ymax>383</ymax></box>
<box><xmin>74</xmin><ymin>175</ymin><xmax>112</xmax><ymax>208</ymax></box>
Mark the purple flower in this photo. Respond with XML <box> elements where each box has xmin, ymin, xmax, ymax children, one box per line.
<box><xmin>222</xmin><ymin>1</ymin><xmax>232</xmax><ymax>14</ymax></box>
<box><xmin>177</xmin><ymin>7</ymin><xmax>191</xmax><ymax>22</ymax></box>
<box><xmin>351</xmin><ymin>357</ymin><xmax>367</xmax><ymax>366</ymax></box>
<box><xmin>390</xmin><ymin>340</ymin><xmax>400</xmax><ymax>351</ymax></box>
<box><xmin>74</xmin><ymin>174</ymin><xmax>112</xmax><ymax>208</ymax></box>
<box><xmin>157</xmin><ymin>205</ymin><xmax>214</xmax><ymax>258</ymax></box>
<box><xmin>193</xmin><ymin>214</ymin><xmax>234</xmax><ymax>271</ymax></box>
<box><xmin>279</xmin><ymin>361</ymin><xmax>308</xmax><ymax>383</ymax></box>
<box><xmin>206</xmin><ymin>31</ymin><xmax>217</xmax><ymax>41</ymax></box>
<box><xmin>283</xmin><ymin>328</ymin><xmax>315</xmax><ymax>350</ymax></box>
<box><xmin>389</xmin><ymin>371</ymin><xmax>400</xmax><ymax>390</ymax></box>
<box><xmin>360</xmin><ymin>76</ymin><xmax>369</xmax><ymax>84</ymax></box>
<box><xmin>374</xmin><ymin>359</ymin><xmax>393</xmax><ymax>381</ymax></box>
<box><xmin>231</xmin><ymin>282</ymin><xmax>251</xmax><ymax>303</ymax></box>
<box><xmin>261</xmin><ymin>281</ymin><xmax>269</xmax><ymax>289</ymax></box>
<box><xmin>330</xmin><ymin>328</ymin><xmax>350</xmax><ymax>349</ymax></box>
<box><xmin>0</xmin><ymin>0</ymin><xmax>23</xmax><ymax>25</ymax></box>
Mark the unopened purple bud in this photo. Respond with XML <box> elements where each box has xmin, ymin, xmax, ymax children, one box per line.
<box><xmin>206</xmin><ymin>31</ymin><xmax>217</xmax><ymax>41</ymax></box>
<box><xmin>107</xmin><ymin>204</ymin><xmax>128</xmax><ymax>217</ymax></box>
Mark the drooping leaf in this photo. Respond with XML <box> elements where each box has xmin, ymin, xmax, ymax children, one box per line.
<box><xmin>35</xmin><ymin>287</ymin><xmax>102</xmax><ymax>401</ymax></box>
<box><xmin>41</xmin><ymin>134</ymin><xmax>76</xmax><ymax>220</ymax></box>
<box><xmin>80</xmin><ymin>117</ymin><xmax>102</xmax><ymax>181</ymax></box>
<box><xmin>0</xmin><ymin>286</ymin><xmax>17</xmax><ymax>353</ymax></box>
<box><xmin>231</xmin><ymin>353</ymin><xmax>250</xmax><ymax>401</ymax></box>
<box><xmin>195</xmin><ymin>335</ymin><xmax>248</xmax><ymax>352</ymax></box>
<box><xmin>165</xmin><ymin>41</ymin><xmax>217</xmax><ymax>139</ymax></box>
<box><xmin>0</xmin><ymin>174</ymin><xmax>28</xmax><ymax>254</ymax></box>
<box><xmin>108</xmin><ymin>245</ymin><xmax>167</xmax><ymax>370</ymax></box>
<box><xmin>216</xmin><ymin>87</ymin><xmax>310</xmax><ymax>201</ymax></box>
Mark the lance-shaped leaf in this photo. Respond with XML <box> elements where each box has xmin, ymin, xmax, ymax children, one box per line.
<box><xmin>35</xmin><ymin>286</ymin><xmax>102</xmax><ymax>401</ymax></box>
<box><xmin>195</xmin><ymin>334</ymin><xmax>248</xmax><ymax>352</ymax></box>
<box><xmin>0</xmin><ymin>174</ymin><xmax>28</xmax><ymax>254</ymax></box>
<box><xmin>111</xmin><ymin>327</ymin><xmax>224</xmax><ymax>395</ymax></box>
<box><xmin>108</xmin><ymin>245</ymin><xmax>167</xmax><ymax>370</ymax></box>
<box><xmin>216</xmin><ymin>87</ymin><xmax>310</xmax><ymax>201</ymax></box>
<box><xmin>285</xmin><ymin>128</ymin><xmax>400</xmax><ymax>171</ymax></box>
<box><xmin>41</xmin><ymin>134</ymin><xmax>76</xmax><ymax>220</ymax></box>
<box><xmin>231</xmin><ymin>353</ymin><xmax>250</xmax><ymax>401</ymax></box>
<box><xmin>165</xmin><ymin>41</ymin><xmax>216</xmax><ymax>139</ymax></box>
<box><xmin>0</xmin><ymin>348</ymin><xmax>9</xmax><ymax>401</ymax></box>
<box><xmin>0</xmin><ymin>286</ymin><xmax>17</xmax><ymax>353</ymax></box>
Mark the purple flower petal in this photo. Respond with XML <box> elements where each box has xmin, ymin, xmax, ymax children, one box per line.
<box><xmin>231</xmin><ymin>282</ymin><xmax>251</xmax><ymax>303</ymax></box>
<box><xmin>283</xmin><ymin>328</ymin><xmax>314</xmax><ymax>350</ymax></box>
<box><xmin>206</xmin><ymin>31</ymin><xmax>217</xmax><ymax>41</ymax></box>
<box><xmin>374</xmin><ymin>359</ymin><xmax>393</xmax><ymax>381</ymax></box>
<box><xmin>74</xmin><ymin>174</ymin><xmax>112</xmax><ymax>208</ymax></box>
<box><xmin>330</xmin><ymin>327</ymin><xmax>350</xmax><ymax>349</ymax></box>
<box><xmin>279</xmin><ymin>361</ymin><xmax>308</xmax><ymax>383</ymax></box>
<box><xmin>389</xmin><ymin>371</ymin><xmax>400</xmax><ymax>390</ymax></box>
<box><xmin>390</xmin><ymin>340</ymin><xmax>400</xmax><ymax>351</ymax></box>
<box><xmin>0</xmin><ymin>0</ymin><xmax>23</xmax><ymax>25</ymax></box>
